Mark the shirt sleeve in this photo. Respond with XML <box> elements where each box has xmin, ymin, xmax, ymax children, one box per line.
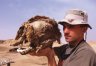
<box><xmin>67</xmin><ymin>49</ymin><xmax>96</xmax><ymax>66</ymax></box>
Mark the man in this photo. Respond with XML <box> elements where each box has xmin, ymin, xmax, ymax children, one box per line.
<box><xmin>47</xmin><ymin>9</ymin><xmax>96</xmax><ymax>66</ymax></box>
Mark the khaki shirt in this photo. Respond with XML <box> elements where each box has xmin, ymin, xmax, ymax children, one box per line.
<box><xmin>54</xmin><ymin>40</ymin><xmax>96</xmax><ymax>66</ymax></box>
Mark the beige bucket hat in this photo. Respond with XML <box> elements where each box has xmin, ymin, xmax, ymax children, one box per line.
<box><xmin>59</xmin><ymin>9</ymin><xmax>92</xmax><ymax>29</ymax></box>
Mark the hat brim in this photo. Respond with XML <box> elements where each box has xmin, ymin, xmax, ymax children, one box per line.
<box><xmin>58</xmin><ymin>21</ymin><xmax>92</xmax><ymax>29</ymax></box>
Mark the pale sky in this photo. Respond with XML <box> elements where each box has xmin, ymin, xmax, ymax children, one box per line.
<box><xmin>0</xmin><ymin>0</ymin><xmax>96</xmax><ymax>43</ymax></box>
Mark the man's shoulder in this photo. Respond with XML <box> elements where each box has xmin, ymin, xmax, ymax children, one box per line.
<box><xmin>65</xmin><ymin>42</ymin><xmax>96</xmax><ymax>66</ymax></box>
<box><xmin>75</xmin><ymin>42</ymin><xmax>96</xmax><ymax>56</ymax></box>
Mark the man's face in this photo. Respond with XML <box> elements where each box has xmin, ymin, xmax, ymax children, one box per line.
<box><xmin>63</xmin><ymin>23</ymin><xmax>85</xmax><ymax>43</ymax></box>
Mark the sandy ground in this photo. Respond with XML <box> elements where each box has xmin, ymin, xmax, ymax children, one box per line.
<box><xmin>0</xmin><ymin>43</ymin><xmax>50</xmax><ymax>66</ymax></box>
<box><xmin>0</xmin><ymin>41</ymin><xmax>96</xmax><ymax>66</ymax></box>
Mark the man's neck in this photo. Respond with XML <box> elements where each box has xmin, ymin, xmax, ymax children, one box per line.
<box><xmin>69</xmin><ymin>38</ymin><xmax>84</xmax><ymax>48</ymax></box>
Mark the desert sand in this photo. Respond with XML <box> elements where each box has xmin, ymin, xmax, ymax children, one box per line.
<box><xmin>0</xmin><ymin>40</ymin><xmax>96</xmax><ymax>66</ymax></box>
<box><xmin>0</xmin><ymin>43</ymin><xmax>49</xmax><ymax>66</ymax></box>
<box><xmin>0</xmin><ymin>40</ymin><xmax>59</xmax><ymax>66</ymax></box>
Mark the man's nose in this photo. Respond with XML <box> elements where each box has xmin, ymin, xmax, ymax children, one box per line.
<box><xmin>63</xmin><ymin>27</ymin><xmax>69</xmax><ymax>34</ymax></box>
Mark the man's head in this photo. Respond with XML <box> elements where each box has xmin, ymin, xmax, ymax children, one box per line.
<box><xmin>59</xmin><ymin>9</ymin><xmax>92</xmax><ymax>43</ymax></box>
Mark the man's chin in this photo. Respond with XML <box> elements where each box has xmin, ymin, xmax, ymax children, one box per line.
<box><xmin>65</xmin><ymin>39</ymin><xmax>72</xmax><ymax>43</ymax></box>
